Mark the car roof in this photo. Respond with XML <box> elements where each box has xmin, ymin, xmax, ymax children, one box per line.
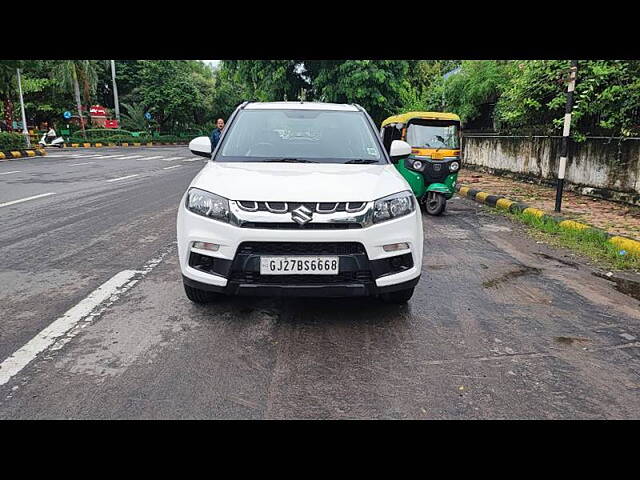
<box><xmin>244</xmin><ymin>102</ymin><xmax>359</xmax><ymax>112</ymax></box>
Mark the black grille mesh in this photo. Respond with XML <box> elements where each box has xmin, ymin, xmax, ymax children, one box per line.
<box><xmin>236</xmin><ymin>242</ymin><xmax>366</xmax><ymax>256</ymax></box>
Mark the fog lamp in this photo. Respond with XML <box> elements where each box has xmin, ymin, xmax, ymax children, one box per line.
<box><xmin>383</xmin><ymin>242</ymin><xmax>410</xmax><ymax>252</ymax></box>
<box><xmin>192</xmin><ymin>241</ymin><xmax>220</xmax><ymax>252</ymax></box>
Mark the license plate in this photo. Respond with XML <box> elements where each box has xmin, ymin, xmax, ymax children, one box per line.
<box><xmin>260</xmin><ymin>256</ymin><xmax>339</xmax><ymax>275</ymax></box>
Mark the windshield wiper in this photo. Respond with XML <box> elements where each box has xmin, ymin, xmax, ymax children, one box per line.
<box><xmin>343</xmin><ymin>159</ymin><xmax>380</xmax><ymax>164</ymax></box>
<box><xmin>263</xmin><ymin>158</ymin><xmax>318</xmax><ymax>163</ymax></box>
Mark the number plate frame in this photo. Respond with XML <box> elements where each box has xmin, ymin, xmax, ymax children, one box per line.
<box><xmin>259</xmin><ymin>256</ymin><xmax>340</xmax><ymax>275</ymax></box>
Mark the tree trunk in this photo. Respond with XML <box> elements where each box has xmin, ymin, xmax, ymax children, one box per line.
<box><xmin>72</xmin><ymin>66</ymin><xmax>86</xmax><ymax>138</ymax></box>
<box><xmin>4</xmin><ymin>96</ymin><xmax>14</xmax><ymax>131</ymax></box>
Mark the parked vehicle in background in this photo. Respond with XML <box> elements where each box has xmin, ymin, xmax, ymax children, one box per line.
<box><xmin>178</xmin><ymin>101</ymin><xmax>423</xmax><ymax>303</ymax></box>
<box><xmin>38</xmin><ymin>130</ymin><xmax>64</xmax><ymax>148</ymax></box>
<box><xmin>381</xmin><ymin>112</ymin><xmax>462</xmax><ymax>215</ymax></box>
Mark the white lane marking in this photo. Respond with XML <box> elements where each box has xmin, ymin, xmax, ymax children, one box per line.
<box><xmin>140</xmin><ymin>155</ymin><xmax>164</xmax><ymax>160</ymax></box>
<box><xmin>0</xmin><ymin>245</ymin><xmax>174</xmax><ymax>387</ymax></box>
<box><xmin>0</xmin><ymin>170</ymin><xmax>22</xmax><ymax>175</ymax></box>
<box><xmin>182</xmin><ymin>158</ymin><xmax>200</xmax><ymax>162</ymax></box>
<box><xmin>0</xmin><ymin>192</ymin><xmax>56</xmax><ymax>208</ymax></box>
<box><xmin>69</xmin><ymin>162</ymin><xmax>94</xmax><ymax>166</ymax></box>
<box><xmin>105</xmin><ymin>174</ymin><xmax>139</xmax><ymax>183</ymax></box>
<box><xmin>161</xmin><ymin>157</ymin><xmax>186</xmax><ymax>161</ymax></box>
<box><xmin>0</xmin><ymin>270</ymin><xmax>137</xmax><ymax>386</ymax></box>
<box><xmin>91</xmin><ymin>154</ymin><xmax>124</xmax><ymax>159</ymax></box>
<box><xmin>116</xmin><ymin>155</ymin><xmax>144</xmax><ymax>160</ymax></box>
<box><xmin>162</xmin><ymin>165</ymin><xmax>182</xmax><ymax>170</ymax></box>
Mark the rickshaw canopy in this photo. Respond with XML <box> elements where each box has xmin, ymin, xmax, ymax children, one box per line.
<box><xmin>381</xmin><ymin>111</ymin><xmax>461</xmax><ymax>128</ymax></box>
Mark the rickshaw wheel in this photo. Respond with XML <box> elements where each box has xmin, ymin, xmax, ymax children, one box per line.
<box><xmin>425</xmin><ymin>192</ymin><xmax>446</xmax><ymax>216</ymax></box>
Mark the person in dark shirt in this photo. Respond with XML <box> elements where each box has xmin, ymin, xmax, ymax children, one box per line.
<box><xmin>210</xmin><ymin>118</ymin><xmax>225</xmax><ymax>150</ymax></box>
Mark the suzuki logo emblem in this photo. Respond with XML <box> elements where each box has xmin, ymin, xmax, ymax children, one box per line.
<box><xmin>291</xmin><ymin>205</ymin><xmax>313</xmax><ymax>225</ymax></box>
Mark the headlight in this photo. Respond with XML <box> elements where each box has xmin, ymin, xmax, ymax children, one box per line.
<box><xmin>449</xmin><ymin>161</ymin><xmax>460</xmax><ymax>172</ymax></box>
<box><xmin>186</xmin><ymin>188</ymin><xmax>230</xmax><ymax>222</ymax></box>
<box><xmin>373</xmin><ymin>191</ymin><xmax>415</xmax><ymax>223</ymax></box>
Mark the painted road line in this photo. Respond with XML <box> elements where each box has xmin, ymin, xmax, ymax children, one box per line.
<box><xmin>140</xmin><ymin>155</ymin><xmax>164</xmax><ymax>160</ymax></box>
<box><xmin>161</xmin><ymin>157</ymin><xmax>187</xmax><ymax>161</ymax></box>
<box><xmin>116</xmin><ymin>155</ymin><xmax>144</xmax><ymax>160</ymax></box>
<box><xmin>163</xmin><ymin>165</ymin><xmax>182</xmax><ymax>170</ymax></box>
<box><xmin>0</xmin><ymin>170</ymin><xmax>22</xmax><ymax>175</ymax></box>
<box><xmin>105</xmin><ymin>174</ymin><xmax>139</xmax><ymax>183</ymax></box>
<box><xmin>0</xmin><ymin>245</ymin><xmax>174</xmax><ymax>387</ymax></box>
<box><xmin>90</xmin><ymin>154</ymin><xmax>125</xmax><ymax>159</ymax></box>
<box><xmin>69</xmin><ymin>162</ymin><xmax>95</xmax><ymax>166</ymax></box>
<box><xmin>182</xmin><ymin>158</ymin><xmax>200</xmax><ymax>162</ymax></box>
<box><xmin>0</xmin><ymin>192</ymin><xmax>56</xmax><ymax>208</ymax></box>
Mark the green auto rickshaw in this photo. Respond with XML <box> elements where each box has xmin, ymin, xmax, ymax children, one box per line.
<box><xmin>381</xmin><ymin>112</ymin><xmax>462</xmax><ymax>215</ymax></box>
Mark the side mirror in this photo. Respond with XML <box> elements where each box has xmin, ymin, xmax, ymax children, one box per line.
<box><xmin>189</xmin><ymin>136</ymin><xmax>212</xmax><ymax>158</ymax></box>
<box><xmin>389</xmin><ymin>140</ymin><xmax>412</xmax><ymax>164</ymax></box>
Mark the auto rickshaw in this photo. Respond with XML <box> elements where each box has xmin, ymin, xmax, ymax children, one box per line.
<box><xmin>381</xmin><ymin>112</ymin><xmax>462</xmax><ymax>215</ymax></box>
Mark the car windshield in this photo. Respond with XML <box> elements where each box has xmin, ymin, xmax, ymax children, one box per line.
<box><xmin>406</xmin><ymin>120</ymin><xmax>460</xmax><ymax>149</ymax></box>
<box><xmin>217</xmin><ymin>109</ymin><xmax>386</xmax><ymax>164</ymax></box>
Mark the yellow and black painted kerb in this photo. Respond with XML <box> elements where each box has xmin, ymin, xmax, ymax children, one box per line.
<box><xmin>455</xmin><ymin>184</ymin><xmax>640</xmax><ymax>257</ymax></box>
<box><xmin>62</xmin><ymin>141</ymin><xmax>187</xmax><ymax>148</ymax></box>
<box><xmin>0</xmin><ymin>149</ymin><xmax>47</xmax><ymax>160</ymax></box>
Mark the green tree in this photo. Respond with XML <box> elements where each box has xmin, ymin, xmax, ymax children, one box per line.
<box><xmin>0</xmin><ymin>60</ymin><xmax>21</xmax><ymax>130</ymax></box>
<box><xmin>443</xmin><ymin>60</ymin><xmax>511</xmax><ymax>124</ymax></box>
<box><xmin>222</xmin><ymin>60</ymin><xmax>309</xmax><ymax>102</ymax></box>
<box><xmin>49</xmin><ymin>60</ymin><xmax>99</xmax><ymax>137</ymax></box>
<box><xmin>138</xmin><ymin>60</ymin><xmax>208</xmax><ymax>132</ymax></box>
<box><xmin>120</xmin><ymin>102</ymin><xmax>149</xmax><ymax>131</ymax></box>
<box><xmin>306</xmin><ymin>60</ymin><xmax>410</xmax><ymax>125</ymax></box>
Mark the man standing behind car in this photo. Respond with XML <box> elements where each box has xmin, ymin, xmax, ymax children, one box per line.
<box><xmin>210</xmin><ymin>118</ymin><xmax>225</xmax><ymax>150</ymax></box>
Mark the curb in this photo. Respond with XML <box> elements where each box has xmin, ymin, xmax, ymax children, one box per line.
<box><xmin>455</xmin><ymin>184</ymin><xmax>640</xmax><ymax>256</ymax></box>
<box><xmin>0</xmin><ymin>149</ymin><xmax>47</xmax><ymax>160</ymax></box>
<box><xmin>62</xmin><ymin>141</ymin><xmax>188</xmax><ymax>148</ymax></box>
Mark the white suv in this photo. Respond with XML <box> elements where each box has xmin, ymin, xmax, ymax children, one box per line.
<box><xmin>177</xmin><ymin>102</ymin><xmax>423</xmax><ymax>303</ymax></box>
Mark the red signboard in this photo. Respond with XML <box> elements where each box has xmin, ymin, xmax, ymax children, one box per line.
<box><xmin>105</xmin><ymin>119</ymin><xmax>119</xmax><ymax>129</ymax></box>
<box><xmin>90</xmin><ymin>105</ymin><xmax>107</xmax><ymax>117</ymax></box>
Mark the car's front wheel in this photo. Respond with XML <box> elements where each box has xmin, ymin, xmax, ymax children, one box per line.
<box><xmin>183</xmin><ymin>282</ymin><xmax>223</xmax><ymax>303</ymax></box>
<box><xmin>380</xmin><ymin>287</ymin><xmax>415</xmax><ymax>304</ymax></box>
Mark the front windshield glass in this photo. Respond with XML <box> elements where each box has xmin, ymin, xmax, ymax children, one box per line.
<box><xmin>406</xmin><ymin>120</ymin><xmax>460</xmax><ymax>149</ymax></box>
<box><xmin>218</xmin><ymin>109</ymin><xmax>385</xmax><ymax>164</ymax></box>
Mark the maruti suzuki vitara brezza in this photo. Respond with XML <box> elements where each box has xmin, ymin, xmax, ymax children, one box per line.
<box><xmin>177</xmin><ymin>101</ymin><xmax>423</xmax><ymax>303</ymax></box>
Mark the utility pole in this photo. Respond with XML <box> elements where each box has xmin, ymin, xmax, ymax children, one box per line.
<box><xmin>555</xmin><ymin>60</ymin><xmax>578</xmax><ymax>212</ymax></box>
<box><xmin>16</xmin><ymin>68</ymin><xmax>31</xmax><ymax>148</ymax></box>
<box><xmin>110</xmin><ymin>60</ymin><xmax>120</xmax><ymax>123</ymax></box>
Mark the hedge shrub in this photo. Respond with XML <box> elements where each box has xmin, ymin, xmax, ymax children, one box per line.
<box><xmin>0</xmin><ymin>132</ymin><xmax>27</xmax><ymax>151</ymax></box>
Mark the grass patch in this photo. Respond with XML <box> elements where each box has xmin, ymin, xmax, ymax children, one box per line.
<box><xmin>490</xmin><ymin>208</ymin><xmax>640</xmax><ymax>271</ymax></box>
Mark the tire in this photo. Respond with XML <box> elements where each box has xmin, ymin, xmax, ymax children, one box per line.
<box><xmin>183</xmin><ymin>282</ymin><xmax>223</xmax><ymax>303</ymax></box>
<box><xmin>381</xmin><ymin>287</ymin><xmax>415</xmax><ymax>304</ymax></box>
<box><xmin>425</xmin><ymin>192</ymin><xmax>446</xmax><ymax>216</ymax></box>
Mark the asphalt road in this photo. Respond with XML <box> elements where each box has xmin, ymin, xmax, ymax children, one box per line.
<box><xmin>1</xmin><ymin>148</ymin><xmax>639</xmax><ymax>419</ymax></box>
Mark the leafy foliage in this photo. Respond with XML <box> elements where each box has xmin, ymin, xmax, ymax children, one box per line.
<box><xmin>120</xmin><ymin>103</ymin><xmax>149</xmax><ymax>131</ymax></box>
<box><xmin>3</xmin><ymin>59</ymin><xmax>640</xmax><ymax>141</ymax></box>
<box><xmin>0</xmin><ymin>131</ymin><xmax>27</xmax><ymax>150</ymax></box>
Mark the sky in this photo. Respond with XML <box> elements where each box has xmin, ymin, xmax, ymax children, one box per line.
<box><xmin>201</xmin><ymin>60</ymin><xmax>221</xmax><ymax>68</ymax></box>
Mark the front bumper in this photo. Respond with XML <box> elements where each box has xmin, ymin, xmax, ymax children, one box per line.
<box><xmin>177</xmin><ymin>197</ymin><xmax>423</xmax><ymax>297</ymax></box>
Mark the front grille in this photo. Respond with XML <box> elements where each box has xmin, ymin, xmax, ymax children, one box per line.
<box><xmin>230</xmin><ymin>270</ymin><xmax>373</xmax><ymax>285</ymax></box>
<box><xmin>237</xmin><ymin>201</ymin><xmax>366</xmax><ymax>213</ymax></box>
<box><xmin>237</xmin><ymin>241</ymin><xmax>366</xmax><ymax>256</ymax></box>
<box><xmin>422</xmin><ymin>161</ymin><xmax>450</xmax><ymax>183</ymax></box>
<box><xmin>240</xmin><ymin>222</ymin><xmax>362</xmax><ymax>230</ymax></box>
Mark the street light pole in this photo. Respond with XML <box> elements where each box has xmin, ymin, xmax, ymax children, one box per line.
<box><xmin>110</xmin><ymin>60</ymin><xmax>120</xmax><ymax>123</ymax></box>
<box><xmin>16</xmin><ymin>68</ymin><xmax>31</xmax><ymax>148</ymax></box>
<box><xmin>554</xmin><ymin>60</ymin><xmax>578</xmax><ymax>212</ymax></box>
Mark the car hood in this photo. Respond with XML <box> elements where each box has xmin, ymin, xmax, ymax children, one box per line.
<box><xmin>189</xmin><ymin>162</ymin><xmax>411</xmax><ymax>202</ymax></box>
